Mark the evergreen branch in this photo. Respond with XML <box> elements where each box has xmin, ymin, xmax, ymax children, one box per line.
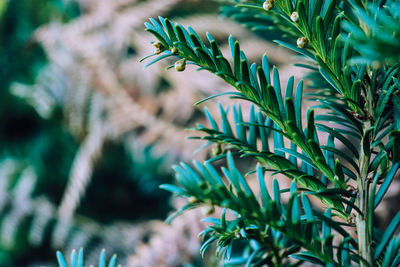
<box><xmin>193</xmin><ymin>103</ymin><xmax>347</xmax><ymax>212</ymax></box>
<box><xmin>142</xmin><ymin>17</ymin><xmax>352</xmax><ymax>191</ymax></box>
<box><xmin>162</xmin><ymin>153</ymin><xmax>357</xmax><ymax>266</ymax></box>
<box><xmin>225</xmin><ymin>0</ymin><xmax>365</xmax><ymax>110</ymax></box>
<box><xmin>141</xmin><ymin>1</ymin><xmax>400</xmax><ymax>266</ymax></box>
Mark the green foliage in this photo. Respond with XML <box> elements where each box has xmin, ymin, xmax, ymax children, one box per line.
<box><xmin>1</xmin><ymin>1</ymin><xmax>178</xmax><ymax>265</ymax></box>
<box><xmin>342</xmin><ymin>0</ymin><xmax>400</xmax><ymax>66</ymax></box>
<box><xmin>0</xmin><ymin>156</ymin><xmax>166</xmax><ymax>266</ymax></box>
<box><xmin>56</xmin><ymin>248</ymin><xmax>120</xmax><ymax>267</ymax></box>
<box><xmin>142</xmin><ymin>0</ymin><xmax>400</xmax><ymax>266</ymax></box>
<box><xmin>0</xmin><ymin>2</ymin><xmax>80</xmax><ymax>264</ymax></box>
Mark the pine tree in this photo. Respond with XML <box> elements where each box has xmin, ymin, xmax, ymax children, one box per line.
<box><xmin>142</xmin><ymin>0</ymin><xmax>400</xmax><ymax>266</ymax></box>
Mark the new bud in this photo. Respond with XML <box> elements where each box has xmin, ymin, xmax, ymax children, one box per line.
<box><xmin>291</xmin><ymin>12</ymin><xmax>299</xmax><ymax>23</ymax></box>
<box><xmin>153</xmin><ymin>41</ymin><xmax>164</xmax><ymax>54</ymax></box>
<box><xmin>174</xmin><ymin>58</ymin><xmax>186</xmax><ymax>72</ymax></box>
<box><xmin>263</xmin><ymin>0</ymin><xmax>274</xmax><ymax>11</ymax></box>
<box><xmin>297</xmin><ymin>37</ymin><xmax>308</xmax><ymax>48</ymax></box>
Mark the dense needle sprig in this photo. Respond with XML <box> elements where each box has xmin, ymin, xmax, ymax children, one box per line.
<box><xmin>141</xmin><ymin>0</ymin><xmax>400</xmax><ymax>266</ymax></box>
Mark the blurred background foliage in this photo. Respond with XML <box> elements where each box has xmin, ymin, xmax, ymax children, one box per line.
<box><xmin>0</xmin><ymin>0</ymin><xmax>172</xmax><ymax>266</ymax></box>
<box><xmin>0</xmin><ymin>0</ymin><xmax>291</xmax><ymax>266</ymax></box>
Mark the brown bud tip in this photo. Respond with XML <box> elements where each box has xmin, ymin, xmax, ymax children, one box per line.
<box><xmin>297</xmin><ymin>37</ymin><xmax>308</xmax><ymax>48</ymax></box>
<box><xmin>174</xmin><ymin>58</ymin><xmax>186</xmax><ymax>72</ymax></box>
<box><xmin>154</xmin><ymin>48</ymin><xmax>163</xmax><ymax>55</ymax></box>
<box><xmin>152</xmin><ymin>41</ymin><xmax>164</xmax><ymax>49</ymax></box>
<box><xmin>263</xmin><ymin>0</ymin><xmax>274</xmax><ymax>11</ymax></box>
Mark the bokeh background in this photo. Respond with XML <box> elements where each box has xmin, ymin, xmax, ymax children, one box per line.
<box><xmin>0</xmin><ymin>0</ymin><xmax>300</xmax><ymax>266</ymax></box>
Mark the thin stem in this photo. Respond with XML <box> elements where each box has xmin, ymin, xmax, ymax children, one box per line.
<box><xmin>356</xmin><ymin>120</ymin><xmax>373</xmax><ymax>266</ymax></box>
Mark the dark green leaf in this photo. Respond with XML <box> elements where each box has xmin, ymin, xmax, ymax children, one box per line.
<box><xmin>375</xmin><ymin>162</ymin><xmax>400</xmax><ymax>208</ymax></box>
<box><xmin>290</xmin><ymin>252</ymin><xmax>324</xmax><ymax>265</ymax></box>
<box><xmin>317</xmin><ymin>124</ymin><xmax>359</xmax><ymax>158</ymax></box>
<box><xmin>374</xmin><ymin>212</ymin><xmax>400</xmax><ymax>260</ymax></box>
